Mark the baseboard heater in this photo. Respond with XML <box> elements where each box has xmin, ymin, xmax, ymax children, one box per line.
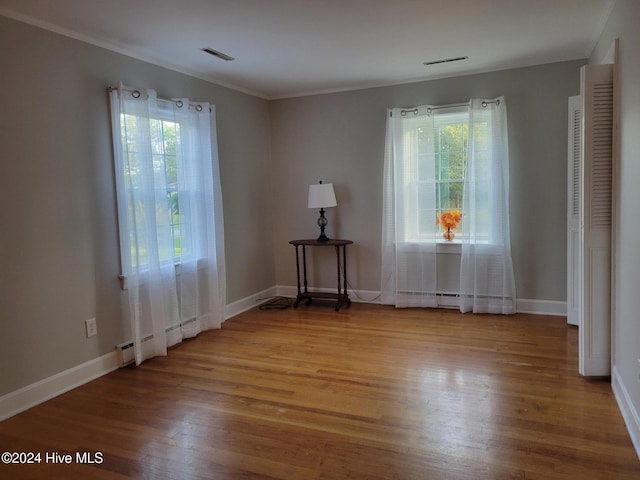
<box><xmin>115</xmin><ymin>317</ymin><xmax>198</xmax><ymax>368</ymax></box>
<box><xmin>396</xmin><ymin>291</ymin><xmax>461</xmax><ymax>308</ymax></box>
<box><xmin>115</xmin><ymin>341</ymin><xmax>135</xmax><ymax>367</ymax></box>
<box><xmin>397</xmin><ymin>291</ymin><xmax>513</xmax><ymax>308</ymax></box>
<box><xmin>436</xmin><ymin>292</ymin><xmax>461</xmax><ymax>308</ymax></box>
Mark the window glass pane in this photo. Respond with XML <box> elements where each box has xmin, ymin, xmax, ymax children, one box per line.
<box><xmin>149</xmin><ymin>119</ymin><xmax>164</xmax><ymax>155</ymax></box>
<box><xmin>434</xmin><ymin>116</ymin><xmax>467</xmax><ymax>233</ymax></box>
<box><xmin>416</xmin><ymin>126</ymin><xmax>432</xmax><ymax>182</ymax></box>
<box><xmin>417</xmin><ymin>152</ymin><xmax>432</xmax><ymax>182</ymax></box>
<box><xmin>129</xmin><ymin>198</ymin><xmax>149</xmax><ymax>268</ymax></box>
<box><xmin>167</xmin><ymin>191</ymin><xmax>182</xmax><ymax>257</ymax></box>
<box><xmin>437</xmin><ymin>181</ymin><xmax>464</xmax><ymax>211</ymax></box>
<box><xmin>416</xmin><ymin>183</ymin><xmax>436</xmax><ymax>237</ymax></box>
<box><xmin>156</xmin><ymin>225</ymin><xmax>175</xmax><ymax>262</ymax></box>
<box><xmin>117</xmin><ymin>108</ymin><xmax>197</xmax><ymax>268</ymax></box>
<box><xmin>417</xmin><ymin>209</ymin><xmax>433</xmax><ymax>236</ymax></box>
<box><xmin>152</xmin><ymin>153</ymin><xmax>166</xmax><ymax>176</ymax></box>
<box><xmin>163</xmin><ymin>122</ymin><xmax>178</xmax><ymax>188</ymax></box>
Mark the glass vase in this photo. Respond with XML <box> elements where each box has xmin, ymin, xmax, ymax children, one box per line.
<box><xmin>443</xmin><ymin>228</ymin><xmax>455</xmax><ymax>241</ymax></box>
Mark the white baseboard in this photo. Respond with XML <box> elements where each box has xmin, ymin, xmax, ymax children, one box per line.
<box><xmin>516</xmin><ymin>298</ymin><xmax>567</xmax><ymax>316</ymax></box>
<box><xmin>0</xmin><ymin>351</ymin><xmax>119</xmax><ymax>422</ymax></box>
<box><xmin>224</xmin><ymin>286</ymin><xmax>278</xmax><ymax>320</ymax></box>
<box><xmin>612</xmin><ymin>366</ymin><xmax>640</xmax><ymax>460</ymax></box>
<box><xmin>276</xmin><ymin>285</ymin><xmax>566</xmax><ymax>316</ymax></box>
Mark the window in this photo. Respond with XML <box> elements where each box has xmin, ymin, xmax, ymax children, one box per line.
<box><xmin>110</xmin><ymin>87</ymin><xmax>220</xmax><ymax>279</ymax></box>
<box><xmin>110</xmin><ymin>85</ymin><xmax>226</xmax><ymax>364</ymax></box>
<box><xmin>120</xmin><ymin>113</ymin><xmax>189</xmax><ymax>267</ymax></box>
<box><xmin>395</xmin><ymin>107</ymin><xmax>483</xmax><ymax>243</ymax></box>
<box><xmin>415</xmin><ymin>111</ymin><xmax>468</xmax><ymax>239</ymax></box>
<box><xmin>391</xmin><ymin>107</ymin><xmax>494</xmax><ymax>243</ymax></box>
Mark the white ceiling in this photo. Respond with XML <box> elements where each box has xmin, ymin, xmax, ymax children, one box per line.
<box><xmin>0</xmin><ymin>0</ymin><xmax>614</xmax><ymax>99</ymax></box>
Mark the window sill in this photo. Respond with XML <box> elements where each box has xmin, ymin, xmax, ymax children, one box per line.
<box><xmin>396</xmin><ymin>240</ymin><xmax>462</xmax><ymax>255</ymax></box>
<box><xmin>396</xmin><ymin>240</ymin><xmax>503</xmax><ymax>255</ymax></box>
<box><xmin>436</xmin><ymin>241</ymin><xmax>462</xmax><ymax>254</ymax></box>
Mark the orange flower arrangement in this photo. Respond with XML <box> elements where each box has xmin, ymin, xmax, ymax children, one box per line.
<box><xmin>436</xmin><ymin>209</ymin><xmax>462</xmax><ymax>231</ymax></box>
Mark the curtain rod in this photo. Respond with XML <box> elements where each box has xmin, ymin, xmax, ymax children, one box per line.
<box><xmin>107</xmin><ymin>86</ymin><xmax>211</xmax><ymax>112</ymax></box>
<box><xmin>396</xmin><ymin>98</ymin><xmax>500</xmax><ymax>117</ymax></box>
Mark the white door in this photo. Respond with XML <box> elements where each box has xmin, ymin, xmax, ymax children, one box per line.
<box><xmin>578</xmin><ymin>64</ymin><xmax>613</xmax><ymax>377</ymax></box>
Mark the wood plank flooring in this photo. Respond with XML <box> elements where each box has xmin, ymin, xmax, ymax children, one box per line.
<box><xmin>1</xmin><ymin>302</ymin><xmax>639</xmax><ymax>479</ymax></box>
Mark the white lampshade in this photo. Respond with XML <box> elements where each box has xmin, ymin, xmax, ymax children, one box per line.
<box><xmin>308</xmin><ymin>182</ymin><xmax>337</xmax><ymax>209</ymax></box>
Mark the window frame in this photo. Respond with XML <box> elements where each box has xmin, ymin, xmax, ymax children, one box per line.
<box><xmin>398</xmin><ymin>107</ymin><xmax>492</xmax><ymax>246</ymax></box>
<box><xmin>400</xmin><ymin>109</ymin><xmax>469</xmax><ymax>244</ymax></box>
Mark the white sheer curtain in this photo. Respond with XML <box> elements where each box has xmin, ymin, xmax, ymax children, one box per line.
<box><xmin>381</xmin><ymin>97</ymin><xmax>516</xmax><ymax>314</ymax></box>
<box><xmin>459</xmin><ymin>96</ymin><xmax>516</xmax><ymax>313</ymax></box>
<box><xmin>381</xmin><ymin>106</ymin><xmax>439</xmax><ymax>308</ymax></box>
<box><xmin>110</xmin><ymin>84</ymin><xmax>225</xmax><ymax>365</ymax></box>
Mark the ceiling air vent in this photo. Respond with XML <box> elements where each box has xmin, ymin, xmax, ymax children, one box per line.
<box><xmin>202</xmin><ymin>48</ymin><xmax>235</xmax><ymax>61</ymax></box>
<box><xmin>423</xmin><ymin>56</ymin><xmax>468</xmax><ymax>66</ymax></box>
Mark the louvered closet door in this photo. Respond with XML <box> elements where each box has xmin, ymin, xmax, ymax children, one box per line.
<box><xmin>567</xmin><ymin>96</ymin><xmax>581</xmax><ymax>327</ymax></box>
<box><xmin>579</xmin><ymin>64</ymin><xmax>613</xmax><ymax>377</ymax></box>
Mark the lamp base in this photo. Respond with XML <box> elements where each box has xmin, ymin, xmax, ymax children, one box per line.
<box><xmin>317</xmin><ymin>208</ymin><xmax>330</xmax><ymax>242</ymax></box>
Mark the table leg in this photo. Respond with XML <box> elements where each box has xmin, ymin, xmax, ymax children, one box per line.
<box><xmin>294</xmin><ymin>245</ymin><xmax>301</xmax><ymax>307</ymax></box>
<box><xmin>335</xmin><ymin>245</ymin><xmax>341</xmax><ymax>294</ymax></box>
<box><xmin>343</xmin><ymin>245</ymin><xmax>349</xmax><ymax>300</ymax></box>
<box><xmin>342</xmin><ymin>245</ymin><xmax>351</xmax><ymax>305</ymax></box>
<box><xmin>302</xmin><ymin>245</ymin><xmax>308</xmax><ymax>294</ymax></box>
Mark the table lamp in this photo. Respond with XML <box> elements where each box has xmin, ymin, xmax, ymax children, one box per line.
<box><xmin>308</xmin><ymin>181</ymin><xmax>337</xmax><ymax>241</ymax></box>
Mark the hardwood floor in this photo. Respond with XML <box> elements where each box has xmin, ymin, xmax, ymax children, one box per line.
<box><xmin>1</xmin><ymin>302</ymin><xmax>638</xmax><ymax>479</ymax></box>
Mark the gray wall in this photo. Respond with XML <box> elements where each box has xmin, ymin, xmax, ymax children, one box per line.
<box><xmin>590</xmin><ymin>0</ymin><xmax>640</xmax><ymax>447</ymax></box>
<box><xmin>270</xmin><ymin>60</ymin><xmax>584</xmax><ymax>302</ymax></box>
<box><xmin>0</xmin><ymin>16</ymin><xmax>275</xmax><ymax>396</ymax></box>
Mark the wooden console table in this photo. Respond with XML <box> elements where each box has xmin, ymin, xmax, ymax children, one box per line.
<box><xmin>289</xmin><ymin>239</ymin><xmax>353</xmax><ymax>311</ymax></box>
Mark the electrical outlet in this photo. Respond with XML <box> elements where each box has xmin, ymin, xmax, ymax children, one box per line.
<box><xmin>85</xmin><ymin>318</ymin><xmax>97</xmax><ymax>338</ymax></box>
